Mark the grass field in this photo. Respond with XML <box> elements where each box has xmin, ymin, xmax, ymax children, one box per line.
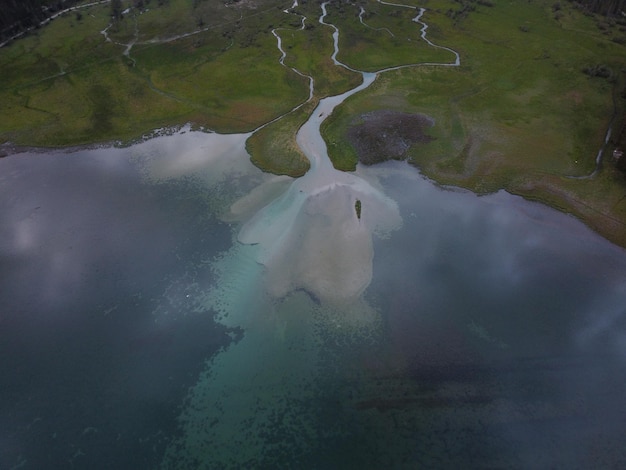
<box><xmin>0</xmin><ymin>0</ymin><xmax>309</xmax><ymax>145</ymax></box>
<box><xmin>320</xmin><ymin>0</ymin><xmax>626</xmax><ymax>245</ymax></box>
<box><xmin>1</xmin><ymin>0</ymin><xmax>625</xmax><ymax>245</ymax></box>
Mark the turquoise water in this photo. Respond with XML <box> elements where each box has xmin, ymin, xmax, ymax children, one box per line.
<box><xmin>1</xmin><ymin>131</ymin><xmax>625</xmax><ymax>469</ymax></box>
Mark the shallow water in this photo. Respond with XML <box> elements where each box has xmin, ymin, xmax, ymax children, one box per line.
<box><xmin>1</xmin><ymin>130</ymin><xmax>626</xmax><ymax>469</ymax></box>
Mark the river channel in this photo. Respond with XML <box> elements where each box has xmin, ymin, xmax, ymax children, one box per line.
<box><xmin>1</xmin><ymin>2</ymin><xmax>626</xmax><ymax>469</ymax></box>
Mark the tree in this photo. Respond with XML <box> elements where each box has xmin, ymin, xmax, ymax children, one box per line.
<box><xmin>574</xmin><ymin>0</ymin><xmax>626</xmax><ymax>16</ymax></box>
<box><xmin>0</xmin><ymin>0</ymin><xmax>80</xmax><ymax>43</ymax></box>
<box><xmin>111</xmin><ymin>0</ymin><xmax>123</xmax><ymax>20</ymax></box>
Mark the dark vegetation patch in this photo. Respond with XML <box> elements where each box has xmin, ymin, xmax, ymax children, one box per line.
<box><xmin>567</xmin><ymin>0</ymin><xmax>626</xmax><ymax>17</ymax></box>
<box><xmin>346</xmin><ymin>110</ymin><xmax>435</xmax><ymax>165</ymax></box>
<box><xmin>0</xmin><ymin>0</ymin><xmax>80</xmax><ymax>43</ymax></box>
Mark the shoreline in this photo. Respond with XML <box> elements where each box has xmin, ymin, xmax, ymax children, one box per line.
<box><xmin>508</xmin><ymin>179</ymin><xmax>626</xmax><ymax>250</ymax></box>
<box><xmin>3</xmin><ymin>124</ymin><xmax>625</xmax><ymax>251</ymax></box>
<box><xmin>0</xmin><ymin>123</ymin><xmax>201</xmax><ymax>158</ymax></box>
<box><xmin>419</xmin><ymin>165</ymin><xmax>626</xmax><ymax>250</ymax></box>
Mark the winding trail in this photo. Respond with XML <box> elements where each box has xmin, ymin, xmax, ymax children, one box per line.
<box><xmin>568</xmin><ymin>117</ymin><xmax>614</xmax><ymax>179</ymax></box>
<box><xmin>236</xmin><ymin>1</ymin><xmax>461</xmax><ymax>303</ymax></box>
<box><xmin>290</xmin><ymin>0</ymin><xmax>460</xmax><ymax>172</ymax></box>
<box><xmin>359</xmin><ymin>6</ymin><xmax>395</xmax><ymax>37</ymax></box>
<box><xmin>270</xmin><ymin>1</ymin><xmax>460</xmax><ymax>169</ymax></box>
<box><xmin>257</xmin><ymin>1</ymin><xmax>315</xmax><ymax>130</ymax></box>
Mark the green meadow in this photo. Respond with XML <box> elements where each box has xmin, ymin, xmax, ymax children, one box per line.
<box><xmin>321</xmin><ymin>0</ymin><xmax>626</xmax><ymax>245</ymax></box>
<box><xmin>0</xmin><ymin>0</ymin><xmax>625</xmax><ymax>245</ymax></box>
<box><xmin>245</xmin><ymin>0</ymin><xmax>362</xmax><ymax>176</ymax></box>
<box><xmin>0</xmin><ymin>0</ymin><xmax>309</xmax><ymax>145</ymax></box>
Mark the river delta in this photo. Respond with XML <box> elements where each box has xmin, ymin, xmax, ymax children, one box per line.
<box><xmin>1</xmin><ymin>1</ymin><xmax>626</xmax><ymax>469</ymax></box>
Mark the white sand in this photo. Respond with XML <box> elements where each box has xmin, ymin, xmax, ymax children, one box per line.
<box><xmin>230</xmin><ymin>71</ymin><xmax>402</xmax><ymax>304</ymax></box>
<box><xmin>234</xmin><ymin>165</ymin><xmax>401</xmax><ymax>303</ymax></box>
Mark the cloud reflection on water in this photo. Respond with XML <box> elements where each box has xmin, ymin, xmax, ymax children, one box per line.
<box><xmin>2</xmin><ymin>130</ymin><xmax>626</xmax><ymax>468</ymax></box>
<box><xmin>363</xmin><ymin>160</ymin><xmax>626</xmax><ymax>468</ymax></box>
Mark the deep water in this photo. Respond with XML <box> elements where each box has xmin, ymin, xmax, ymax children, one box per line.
<box><xmin>1</xmin><ymin>131</ymin><xmax>626</xmax><ymax>469</ymax></box>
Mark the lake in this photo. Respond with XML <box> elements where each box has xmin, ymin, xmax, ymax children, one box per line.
<box><xmin>1</xmin><ymin>128</ymin><xmax>625</xmax><ymax>469</ymax></box>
